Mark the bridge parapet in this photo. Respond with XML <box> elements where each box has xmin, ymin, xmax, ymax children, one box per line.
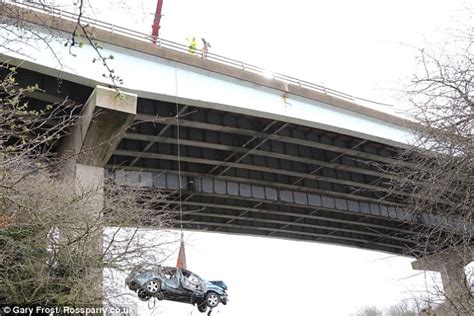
<box><xmin>3</xmin><ymin>1</ymin><xmax>388</xmax><ymax>107</ymax></box>
<box><xmin>1</xmin><ymin>1</ymin><xmax>414</xmax><ymax>147</ymax></box>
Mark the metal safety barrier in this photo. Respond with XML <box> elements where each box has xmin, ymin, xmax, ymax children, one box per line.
<box><xmin>6</xmin><ymin>0</ymin><xmax>393</xmax><ymax>107</ymax></box>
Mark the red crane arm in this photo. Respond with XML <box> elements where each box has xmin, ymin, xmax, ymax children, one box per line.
<box><xmin>151</xmin><ymin>0</ymin><xmax>163</xmax><ymax>44</ymax></box>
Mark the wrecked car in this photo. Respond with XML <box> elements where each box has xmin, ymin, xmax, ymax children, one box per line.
<box><xmin>126</xmin><ymin>265</ymin><xmax>228</xmax><ymax>313</ymax></box>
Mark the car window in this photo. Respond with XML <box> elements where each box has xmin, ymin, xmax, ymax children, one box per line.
<box><xmin>162</xmin><ymin>267</ymin><xmax>177</xmax><ymax>279</ymax></box>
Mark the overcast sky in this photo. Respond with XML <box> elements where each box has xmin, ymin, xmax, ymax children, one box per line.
<box><xmin>133</xmin><ymin>231</ymin><xmax>440</xmax><ymax>316</ymax></box>
<box><xmin>45</xmin><ymin>0</ymin><xmax>473</xmax><ymax>315</ymax></box>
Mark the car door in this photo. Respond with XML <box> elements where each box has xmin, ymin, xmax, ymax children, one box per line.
<box><xmin>181</xmin><ymin>269</ymin><xmax>206</xmax><ymax>294</ymax></box>
<box><xmin>161</xmin><ymin>267</ymin><xmax>180</xmax><ymax>291</ymax></box>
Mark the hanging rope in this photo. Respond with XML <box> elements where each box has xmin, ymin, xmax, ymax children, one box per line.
<box><xmin>174</xmin><ymin>66</ymin><xmax>188</xmax><ymax>270</ymax></box>
<box><xmin>175</xmin><ymin>66</ymin><xmax>183</xmax><ymax>232</ymax></box>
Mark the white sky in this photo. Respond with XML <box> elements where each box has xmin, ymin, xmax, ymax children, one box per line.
<box><xmin>134</xmin><ymin>230</ymin><xmax>440</xmax><ymax>316</ymax></box>
<box><xmin>39</xmin><ymin>0</ymin><xmax>474</xmax><ymax>314</ymax></box>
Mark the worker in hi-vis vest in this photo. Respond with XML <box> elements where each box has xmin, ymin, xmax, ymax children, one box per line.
<box><xmin>187</xmin><ymin>37</ymin><xmax>197</xmax><ymax>55</ymax></box>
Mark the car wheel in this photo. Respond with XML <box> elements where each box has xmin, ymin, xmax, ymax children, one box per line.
<box><xmin>205</xmin><ymin>292</ymin><xmax>220</xmax><ymax>308</ymax></box>
<box><xmin>197</xmin><ymin>303</ymin><xmax>208</xmax><ymax>313</ymax></box>
<box><xmin>137</xmin><ymin>289</ymin><xmax>149</xmax><ymax>301</ymax></box>
<box><xmin>145</xmin><ymin>279</ymin><xmax>161</xmax><ymax>294</ymax></box>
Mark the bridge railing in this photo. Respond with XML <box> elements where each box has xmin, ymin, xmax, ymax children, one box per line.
<box><xmin>9</xmin><ymin>0</ymin><xmax>383</xmax><ymax>106</ymax></box>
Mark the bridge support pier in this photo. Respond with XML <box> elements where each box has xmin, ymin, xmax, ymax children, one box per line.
<box><xmin>59</xmin><ymin>85</ymin><xmax>137</xmax><ymax>304</ymax></box>
<box><xmin>412</xmin><ymin>248</ymin><xmax>473</xmax><ymax>315</ymax></box>
<box><xmin>73</xmin><ymin>163</ymin><xmax>106</xmax><ymax>304</ymax></box>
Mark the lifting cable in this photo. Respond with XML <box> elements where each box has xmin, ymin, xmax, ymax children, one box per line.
<box><xmin>175</xmin><ymin>67</ymin><xmax>183</xmax><ymax>233</ymax></box>
<box><xmin>175</xmin><ymin>66</ymin><xmax>187</xmax><ymax>269</ymax></box>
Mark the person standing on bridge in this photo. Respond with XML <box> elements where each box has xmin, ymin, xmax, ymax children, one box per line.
<box><xmin>201</xmin><ymin>38</ymin><xmax>211</xmax><ymax>59</ymax></box>
<box><xmin>187</xmin><ymin>37</ymin><xmax>197</xmax><ymax>55</ymax></box>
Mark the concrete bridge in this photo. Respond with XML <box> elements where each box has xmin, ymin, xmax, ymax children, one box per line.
<box><xmin>1</xmin><ymin>2</ymin><xmax>472</xmax><ymax>301</ymax></box>
<box><xmin>0</xmin><ymin>1</ymin><xmax>452</xmax><ymax>254</ymax></box>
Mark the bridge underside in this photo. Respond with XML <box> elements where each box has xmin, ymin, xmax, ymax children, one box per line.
<box><xmin>9</xmin><ymin>67</ymin><xmax>429</xmax><ymax>256</ymax></box>
<box><xmin>107</xmin><ymin>93</ymin><xmax>426</xmax><ymax>256</ymax></box>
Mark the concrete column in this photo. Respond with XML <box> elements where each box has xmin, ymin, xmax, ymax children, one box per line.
<box><xmin>74</xmin><ymin>163</ymin><xmax>105</xmax><ymax>304</ymax></box>
<box><xmin>412</xmin><ymin>248</ymin><xmax>473</xmax><ymax>315</ymax></box>
<box><xmin>59</xmin><ymin>86</ymin><xmax>137</xmax><ymax>304</ymax></box>
<box><xmin>75</xmin><ymin>164</ymin><xmax>105</xmax><ymax>214</ymax></box>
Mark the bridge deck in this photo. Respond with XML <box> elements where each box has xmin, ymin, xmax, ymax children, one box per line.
<box><xmin>1</xmin><ymin>1</ymin><xmax>413</xmax><ymax>148</ymax></box>
<box><xmin>0</xmin><ymin>3</ymin><xmax>450</xmax><ymax>257</ymax></box>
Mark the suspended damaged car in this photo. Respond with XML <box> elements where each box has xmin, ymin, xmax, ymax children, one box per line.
<box><xmin>126</xmin><ymin>265</ymin><xmax>228</xmax><ymax>313</ymax></box>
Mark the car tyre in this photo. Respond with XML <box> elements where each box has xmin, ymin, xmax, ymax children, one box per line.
<box><xmin>137</xmin><ymin>289</ymin><xmax>149</xmax><ymax>301</ymax></box>
<box><xmin>145</xmin><ymin>279</ymin><xmax>161</xmax><ymax>294</ymax></box>
<box><xmin>197</xmin><ymin>303</ymin><xmax>208</xmax><ymax>313</ymax></box>
<box><xmin>205</xmin><ymin>292</ymin><xmax>220</xmax><ymax>308</ymax></box>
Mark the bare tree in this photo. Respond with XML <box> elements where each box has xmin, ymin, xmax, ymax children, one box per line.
<box><xmin>355</xmin><ymin>306</ymin><xmax>383</xmax><ymax>316</ymax></box>
<box><xmin>0</xmin><ymin>0</ymin><xmax>123</xmax><ymax>87</ymax></box>
<box><xmin>353</xmin><ymin>300</ymin><xmax>432</xmax><ymax>316</ymax></box>
<box><xmin>386</xmin><ymin>300</ymin><xmax>417</xmax><ymax>316</ymax></box>
<box><xmin>0</xmin><ymin>1</ymin><xmax>179</xmax><ymax>308</ymax></box>
<box><xmin>0</xmin><ymin>64</ymin><xmax>173</xmax><ymax>307</ymax></box>
<box><xmin>383</xmin><ymin>24</ymin><xmax>473</xmax><ymax>314</ymax></box>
